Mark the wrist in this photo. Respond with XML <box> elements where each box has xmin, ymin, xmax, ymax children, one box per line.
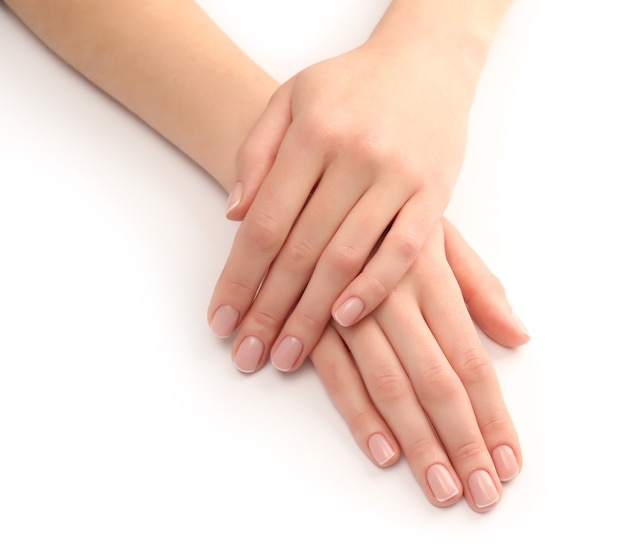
<box><xmin>367</xmin><ymin>0</ymin><xmax>511</xmax><ymax>89</ymax></box>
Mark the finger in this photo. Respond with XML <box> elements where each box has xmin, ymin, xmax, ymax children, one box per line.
<box><xmin>208</xmin><ymin>130</ymin><xmax>323</xmax><ymax>340</ymax></box>
<box><xmin>409</xmin><ymin>227</ymin><xmax>522</xmax><ymax>484</ymax></box>
<box><xmin>225</xmin><ymin>82</ymin><xmax>294</xmax><ymax>221</ymax></box>
<box><xmin>269</xmin><ymin>180</ymin><xmax>406</xmax><ymax>372</ymax></box>
<box><xmin>442</xmin><ymin>218</ymin><xmax>530</xmax><ymax>348</ymax></box>
<box><xmin>375</xmin><ymin>285</ymin><xmax>503</xmax><ymax>512</ymax></box>
<box><xmin>337</xmin><ymin>317</ymin><xmax>463</xmax><ymax>508</ymax></box>
<box><xmin>332</xmin><ymin>193</ymin><xmax>442</xmax><ymax>327</ymax></box>
<box><xmin>230</xmin><ymin>160</ymin><xmax>370</xmax><ymax>371</ymax></box>
<box><xmin>415</xmin><ymin>243</ymin><xmax>523</xmax><ymax>485</ymax></box>
<box><xmin>310</xmin><ymin>325</ymin><xmax>400</xmax><ymax>468</ymax></box>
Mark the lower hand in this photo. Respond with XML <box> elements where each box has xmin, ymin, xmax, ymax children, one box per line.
<box><xmin>310</xmin><ymin>219</ymin><xmax>529</xmax><ymax>511</ymax></box>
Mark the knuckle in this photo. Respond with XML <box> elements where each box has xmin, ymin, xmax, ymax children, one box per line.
<box><xmin>220</xmin><ymin>278</ymin><xmax>257</xmax><ymax>302</ymax></box>
<box><xmin>403</xmin><ymin>436</ymin><xmax>439</xmax><ymax>464</ymax></box>
<box><xmin>362</xmin><ymin>273</ymin><xmax>391</xmax><ymax>304</ymax></box>
<box><xmin>292</xmin><ymin>306</ymin><xmax>328</xmax><ymax>334</ymax></box>
<box><xmin>479</xmin><ymin>409</ymin><xmax>514</xmax><ymax>440</ymax></box>
<box><xmin>319</xmin><ymin>355</ymin><xmax>347</xmax><ymax>391</ymax></box>
<box><xmin>346</xmin><ymin>409</ymin><xmax>376</xmax><ymax>438</ymax></box>
<box><xmin>235</xmin><ymin>142</ymin><xmax>257</xmax><ymax>169</ymax></box>
<box><xmin>353</xmin><ymin>138</ymin><xmax>396</xmax><ymax>171</ymax></box>
<box><xmin>283</xmin><ymin>238</ymin><xmax>316</xmax><ymax>273</ymax></box>
<box><xmin>450</xmin><ymin>439</ymin><xmax>486</xmax><ymax>464</ymax></box>
<box><xmin>387</xmin><ymin>230</ymin><xmax>421</xmax><ymax>264</ymax></box>
<box><xmin>296</xmin><ymin>110</ymin><xmax>343</xmax><ymax>147</ymax></box>
<box><xmin>349</xmin><ymin>130</ymin><xmax>387</xmax><ymax>165</ymax></box>
<box><xmin>370</xmin><ymin>367</ymin><xmax>411</xmax><ymax>405</ymax></box>
<box><xmin>324</xmin><ymin>242</ymin><xmax>363</xmax><ymax>277</ymax></box>
<box><xmin>417</xmin><ymin>362</ymin><xmax>462</xmax><ymax>404</ymax></box>
<box><xmin>244</xmin><ymin>209</ymin><xmax>283</xmax><ymax>254</ymax></box>
<box><xmin>236</xmin><ymin>137</ymin><xmax>277</xmax><ymax>173</ymax></box>
<box><xmin>245</xmin><ymin>306</ymin><xmax>284</xmax><ymax>336</ymax></box>
<box><xmin>466</xmin><ymin>273</ymin><xmax>506</xmax><ymax>306</ymax></box>
<box><xmin>456</xmin><ymin>348</ymin><xmax>494</xmax><ymax>385</ymax></box>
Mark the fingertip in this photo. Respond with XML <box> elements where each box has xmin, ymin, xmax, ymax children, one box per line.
<box><xmin>491</xmin><ymin>311</ymin><xmax>531</xmax><ymax>349</ymax></box>
<box><xmin>492</xmin><ymin>445</ymin><xmax>521</xmax><ymax>483</ymax></box>
<box><xmin>510</xmin><ymin>312</ymin><xmax>531</xmax><ymax>343</ymax></box>
<box><xmin>368</xmin><ymin>433</ymin><xmax>399</xmax><ymax>467</ymax></box>
<box><xmin>209</xmin><ymin>305</ymin><xmax>240</xmax><ymax>338</ymax></box>
<box><xmin>473</xmin><ymin>314</ymin><xmax>529</xmax><ymax>349</ymax></box>
<box><xmin>426</xmin><ymin>464</ymin><xmax>462</xmax><ymax>505</ymax></box>
<box><xmin>225</xmin><ymin>181</ymin><xmax>244</xmax><ymax>220</ymax></box>
<box><xmin>467</xmin><ymin>291</ymin><xmax>531</xmax><ymax>349</ymax></box>
<box><xmin>467</xmin><ymin>470</ymin><xmax>501</xmax><ymax>512</ymax></box>
<box><xmin>271</xmin><ymin>336</ymin><xmax>304</xmax><ymax>372</ymax></box>
<box><xmin>333</xmin><ymin>296</ymin><xmax>365</xmax><ymax>327</ymax></box>
<box><xmin>225</xmin><ymin>210</ymin><xmax>243</xmax><ymax>222</ymax></box>
<box><xmin>233</xmin><ymin>335</ymin><xmax>265</xmax><ymax>373</ymax></box>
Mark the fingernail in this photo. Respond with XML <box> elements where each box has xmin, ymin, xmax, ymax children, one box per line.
<box><xmin>511</xmin><ymin>312</ymin><xmax>530</xmax><ymax>336</ymax></box>
<box><xmin>234</xmin><ymin>336</ymin><xmax>264</xmax><ymax>373</ymax></box>
<box><xmin>271</xmin><ymin>336</ymin><xmax>303</xmax><ymax>372</ymax></box>
<box><xmin>468</xmin><ymin>470</ymin><xmax>500</xmax><ymax>509</ymax></box>
<box><xmin>225</xmin><ymin>181</ymin><xmax>243</xmax><ymax>216</ymax></box>
<box><xmin>492</xmin><ymin>445</ymin><xmax>520</xmax><ymax>482</ymax></box>
<box><xmin>333</xmin><ymin>297</ymin><xmax>365</xmax><ymax>327</ymax></box>
<box><xmin>426</xmin><ymin>463</ymin><xmax>459</xmax><ymax>503</ymax></box>
<box><xmin>210</xmin><ymin>305</ymin><xmax>239</xmax><ymax>338</ymax></box>
<box><xmin>368</xmin><ymin>433</ymin><xmax>396</xmax><ymax>466</ymax></box>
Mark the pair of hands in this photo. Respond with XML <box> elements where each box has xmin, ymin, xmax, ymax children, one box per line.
<box><xmin>208</xmin><ymin>41</ymin><xmax>528</xmax><ymax>512</ymax></box>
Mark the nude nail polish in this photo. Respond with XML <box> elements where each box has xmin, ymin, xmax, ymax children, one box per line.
<box><xmin>426</xmin><ymin>464</ymin><xmax>459</xmax><ymax>503</ymax></box>
<box><xmin>234</xmin><ymin>336</ymin><xmax>264</xmax><ymax>373</ymax></box>
<box><xmin>225</xmin><ymin>181</ymin><xmax>243</xmax><ymax>216</ymax></box>
<box><xmin>333</xmin><ymin>297</ymin><xmax>365</xmax><ymax>327</ymax></box>
<box><xmin>368</xmin><ymin>433</ymin><xmax>396</xmax><ymax>466</ymax></box>
<box><xmin>271</xmin><ymin>336</ymin><xmax>303</xmax><ymax>372</ymax></box>
<box><xmin>492</xmin><ymin>445</ymin><xmax>520</xmax><ymax>482</ymax></box>
<box><xmin>210</xmin><ymin>305</ymin><xmax>239</xmax><ymax>338</ymax></box>
<box><xmin>468</xmin><ymin>470</ymin><xmax>500</xmax><ymax>509</ymax></box>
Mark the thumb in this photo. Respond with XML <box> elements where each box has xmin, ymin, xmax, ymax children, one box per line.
<box><xmin>225</xmin><ymin>80</ymin><xmax>294</xmax><ymax>221</ymax></box>
<box><xmin>442</xmin><ymin>218</ymin><xmax>530</xmax><ymax>348</ymax></box>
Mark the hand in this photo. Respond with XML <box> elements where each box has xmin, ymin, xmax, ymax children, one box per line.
<box><xmin>310</xmin><ymin>219</ymin><xmax>529</xmax><ymax>512</ymax></box>
<box><xmin>209</xmin><ymin>37</ymin><xmax>479</xmax><ymax>373</ymax></box>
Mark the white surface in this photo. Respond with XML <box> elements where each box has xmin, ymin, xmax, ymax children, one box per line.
<box><xmin>1</xmin><ymin>0</ymin><xmax>625</xmax><ymax>554</ymax></box>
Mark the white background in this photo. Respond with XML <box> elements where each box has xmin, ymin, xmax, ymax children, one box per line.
<box><xmin>1</xmin><ymin>0</ymin><xmax>625</xmax><ymax>554</ymax></box>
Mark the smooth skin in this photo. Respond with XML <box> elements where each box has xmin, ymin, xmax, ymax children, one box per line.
<box><xmin>208</xmin><ymin>0</ymin><xmax>513</xmax><ymax>374</ymax></box>
<box><xmin>5</xmin><ymin>0</ymin><xmax>528</xmax><ymax>511</ymax></box>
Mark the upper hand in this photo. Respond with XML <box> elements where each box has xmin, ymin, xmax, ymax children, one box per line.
<box><xmin>209</xmin><ymin>39</ymin><xmax>476</xmax><ymax>373</ymax></box>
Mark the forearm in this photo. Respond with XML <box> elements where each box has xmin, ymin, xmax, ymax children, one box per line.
<box><xmin>369</xmin><ymin>0</ymin><xmax>512</xmax><ymax>97</ymax></box>
<box><xmin>5</xmin><ymin>0</ymin><xmax>276</xmax><ymax>189</ymax></box>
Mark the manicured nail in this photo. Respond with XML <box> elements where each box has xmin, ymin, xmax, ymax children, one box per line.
<box><xmin>271</xmin><ymin>336</ymin><xmax>303</xmax><ymax>372</ymax></box>
<box><xmin>492</xmin><ymin>445</ymin><xmax>520</xmax><ymax>482</ymax></box>
<box><xmin>210</xmin><ymin>305</ymin><xmax>239</xmax><ymax>338</ymax></box>
<box><xmin>234</xmin><ymin>336</ymin><xmax>264</xmax><ymax>373</ymax></box>
<box><xmin>368</xmin><ymin>433</ymin><xmax>396</xmax><ymax>466</ymax></box>
<box><xmin>426</xmin><ymin>463</ymin><xmax>459</xmax><ymax>503</ymax></box>
<box><xmin>225</xmin><ymin>181</ymin><xmax>243</xmax><ymax>216</ymax></box>
<box><xmin>333</xmin><ymin>297</ymin><xmax>365</xmax><ymax>327</ymax></box>
<box><xmin>468</xmin><ymin>470</ymin><xmax>500</xmax><ymax>509</ymax></box>
<box><xmin>511</xmin><ymin>312</ymin><xmax>530</xmax><ymax>336</ymax></box>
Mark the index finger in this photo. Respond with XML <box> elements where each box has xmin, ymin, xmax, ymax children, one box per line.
<box><xmin>208</xmin><ymin>132</ymin><xmax>323</xmax><ymax>337</ymax></box>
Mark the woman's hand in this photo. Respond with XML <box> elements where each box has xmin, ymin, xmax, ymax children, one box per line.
<box><xmin>310</xmin><ymin>218</ymin><xmax>528</xmax><ymax>512</ymax></box>
<box><xmin>208</xmin><ymin>34</ymin><xmax>481</xmax><ymax>373</ymax></box>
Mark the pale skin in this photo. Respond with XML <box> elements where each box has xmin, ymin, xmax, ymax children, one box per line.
<box><xmin>5</xmin><ymin>0</ymin><xmax>528</xmax><ymax>512</ymax></box>
<box><xmin>208</xmin><ymin>0</ymin><xmax>513</xmax><ymax>374</ymax></box>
